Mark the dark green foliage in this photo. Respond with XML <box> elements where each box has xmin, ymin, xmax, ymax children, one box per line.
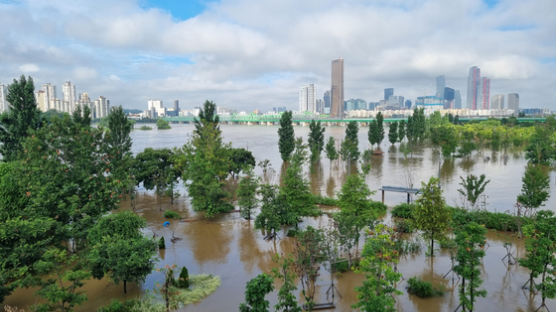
<box><xmin>180</xmin><ymin>101</ymin><xmax>233</xmax><ymax>217</ymax></box>
<box><xmin>394</xmin><ymin>219</ymin><xmax>413</xmax><ymax>233</ymax></box>
<box><xmin>0</xmin><ymin>75</ymin><xmax>42</xmax><ymax>161</ymax></box>
<box><xmin>450</xmin><ymin>207</ymin><xmax>529</xmax><ymax>232</ymax></box>
<box><xmin>413</xmin><ymin>177</ymin><xmax>451</xmax><ymax>257</ymax></box>
<box><xmin>255</xmin><ymin>184</ymin><xmax>281</xmax><ymax>238</ymax></box>
<box><xmin>294</xmin><ymin>226</ymin><xmax>326</xmax><ymax>310</ymax></box>
<box><xmin>239</xmin><ymin>273</ymin><xmax>274</xmax><ymax>312</ymax></box>
<box><xmin>406</xmin><ymin>108</ymin><xmax>426</xmax><ymax>144</ymax></box>
<box><xmin>454</xmin><ymin>222</ymin><xmax>487</xmax><ymax>312</ymax></box>
<box><xmin>431</xmin><ymin>125</ymin><xmax>458</xmax><ymax>158</ymax></box>
<box><xmin>325</xmin><ymin>136</ymin><xmax>338</xmax><ymax>162</ymax></box>
<box><xmin>526</xmin><ymin>125</ymin><xmax>555</xmax><ymax>164</ymax></box>
<box><xmin>228</xmin><ymin>147</ymin><xmax>256</xmax><ymax>178</ymax></box>
<box><xmin>368</xmin><ymin>112</ymin><xmax>384</xmax><ymax>147</ymax></box>
<box><xmin>272</xmin><ymin>255</ymin><xmax>301</xmax><ymax>312</ymax></box>
<box><xmin>159</xmin><ymin>236</ymin><xmax>166</xmax><ymax>249</ymax></box>
<box><xmin>331</xmin><ymin>259</ymin><xmax>350</xmax><ymax>273</ymax></box>
<box><xmin>397</xmin><ymin>120</ymin><xmax>406</xmax><ymax>142</ymax></box>
<box><xmin>87</xmin><ymin>212</ymin><xmax>157</xmax><ymax>294</ymax></box>
<box><xmin>406</xmin><ymin>277</ymin><xmax>444</xmax><ymax>298</ymax></box>
<box><xmin>238</xmin><ymin>166</ymin><xmax>259</xmax><ymax>220</ymax></box>
<box><xmin>308</xmin><ymin>120</ymin><xmax>325</xmax><ymax>162</ymax></box>
<box><xmin>177</xmin><ymin>266</ymin><xmax>190</xmax><ymax>289</ymax></box>
<box><xmin>97</xmin><ymin>299</ymin><xmax>137</xmax><ymax>312</ymax></box>
<box><xmin>517</xmin><ymin>165</ymin><xmax>550</xmax><ymax>212</ymax></box>
<box><xmin>156</xmin><ymin>119</ymin><xmax>171</xmax><ymax>129</ymax></box>
<box><xmin>139</xmin><ymin>125</ymin><xmax>153</xmax><ymax>130</ymax></box>
<box><xmin>278</xmin><ymin>111</ymin><xmax>295</xmax><ymax>162</ymax></box>
<box><xmin>519</xmin><ymin>210</ymin><xmax>556</xmax><ymax>306</ymax></box>
<box><xmin>458</xmin><ymin>174</ymin><xmax>490</xmax><ymax>208</ymax></box>
<box><xmin>388</xmin><ymin>121</ymin><xmax>398</xmax><ymax>145</ymax></box>
<box><xmin>106</xmin><ymin>106</ymin><xmax>135</xmax><ymax>195</ymax></box>
<box><xmin>135</xmin><ymin>148</ymin><xmax>179</xmax><ymax>200</ymax></box>
<box><xmin>164</xmin><ymin>210</ymin><xmax>180</xmax><ymax>219</ymax></box>
<box><xmin>391</xmin><ymin>203</ymin><xmax>415</xmax><ymax>219</ymax></box>
<box><xmin>458</xmin><ymin>129</ymin><xmax>476</xmax><ymax>158</ymax></box>
<box><xmin>341</xmin><ymin>121</ymin><xmax>360</xmax><ymax>161</ymax></box>
<box><xmin>312</xmin><ymin>194</ymin><xmax>340</xmax><ymax>206</ymax></box>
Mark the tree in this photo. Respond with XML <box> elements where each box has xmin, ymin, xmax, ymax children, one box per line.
<box><xmin>388</xmin><ymin>121</ymin><xmax>398</xmax><ymax>145</ymax></box>
<box><xmin>453</xmin><ymin>222</ymin><xmax>487</xmax><ymax>312</ymax></box>
<box><xmin>308</xmin><ymin>120</ymin><xmax>325</xmax><ymax>162</ymax></box>
<box><xmin>434</xmin><ymin>125</ymin><xmax>458</xmax><ymax>159</ymax></box>
<box><xmin>239</xmin><ymin>273</ymin><xmax>274</xmax><ymax>312</ymax></box>
<box><xmin>0</xmin><ymin>75</ymin><xmax>42</xmax><ymax>161</ymax></box>
<box><xmin>353</xmin><ymin>224</ymin><xmax>402</xmax><ymax>312</ymax></box>
<box><xmin>135</xmin><ymin>148</ymin><xmax>179</xmax><ymax>204</ymax></box>
<box><xmin>87</xmin><ymin>212</ymin><xmax>157</xmax><ymax>294</ymax></box>
<box><xmin>526</xmin><ymin>125</ymin><xmax>555</xmax><ymax>165</ymax></box>
<box><xmin>272</xmin><ymin>254</ymin><xmax>301</xmax><ymax>312</ymax></box>
<box><xmin>181</xmin><ymin>100</ymin><xmax>233</xmax><ymax>217</ymax></box>
<box><xmin>334</xmin><ymin>173</ymin><xmax>378</xmax><ymax>263</ymax></box>
<box><xmin>413</xmin><ymin>177</ymin><xmax>451</xmax><ymax>257</ymax></box>
<box><xmin>517</xmin><ymin>165</ymin><xmax>550</xmax><ymax>215</ymax></box>
<box><xmin>458</xmin><ymin>174</ymin><xmax>490</xmax><ymax>209</ymax></box>
<box><xmin>519</xmin><ymin>210</ymin><xmax>556</xmax><ymax>307</ymax></box>
<box><xmin>34</xmin><ymin>248</ymin><xmax>90</xmax><ymax>312</ymax></box>
<box><xmin>325</xmin><ymin>137</ymin><xmax>338</xmax><ymax>164</ymax></box>
<box><xmin>255</xmin><ymin>184</ymin><xmax>281</xmax><ymax>239</ymax></box>
<box><xmin>238</xmin><ymin>166</ymin><xmax>259</xmax><ymax>220</ymax></box>
<box><xmin>294</xmin><ymin>227</ymin><xmax>326</xmax><ymax>310</ymax></box>
<box><xmin>368</xmin><ymin>112</ymin><xmax>384</xmax><ymax>148</ymax></box>
<box><xmin>341</xmin><ymin>121</ymin><xmax>360</xmax><ymax>161</ymax></box>
<box><xmin>458</xmin><ymin>129</ymin><xmax>476</xmax><ymax>158</ymax></box>
<box><xmin>278</xmin><ymin>111</ymin><xmax>295</xmax><ymax>162</ymax></box>
<box><xmin>177</xmin><ymin>266</ymin><xmax>190</xmax><ymax>289</ymax></box>
<box><xmin>228</xmin><ymin>147</ymin><xmax>256</xmax><ymax>179</ymax></box>
<box><xmin>156</xmin><ymin>119</ymin><xmax>171</xmax><ymax>130</ymax></box>
<box><xmin>397</xmin><ymin>120</ymin><xmax>406</xmax><ymax>143</ymax></box>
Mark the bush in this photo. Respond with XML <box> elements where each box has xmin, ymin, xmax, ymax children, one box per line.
<box><xmin>439</xmin><ymin>238</ymin><xmax>457</xmax><ymax>249</ymax></box>
<box><xmin>312</xmin><ymin>194</ymin><xmax>339</xmax><ymax>206</ymax></box>
<box><xmin>164</xmin><ymin>210</ymin><xmax>180</xmax><ymax>219</ymax></box>
<box><xmin>97</xmin><ymin>299</ymin><xmax>137</xmax><ymax>312</ymax></box>
<box><xmin>369</xmin><ymin>201</ymin><xmax>387</xmax><ymax>214</ymax></box>
<box><xmin>177</xmin><ymin>266</ymin><xmax>190</xmax><ymax>288</ymax></box>
<box><xmin>406</xmin><ymin>277</ymin><xmax>444</xmax><ymax>298</ymax></box>
<box><xmin>331</xmin><ymin>259</ymin><xmax>350</xmax><ymax>273</ymax></box>
<box><xmin>139</xmin><ymin>125</ymin><xmax>152</xmax><ymax>131</ymax></box>
<box><xmin>156</xmin><ymin>119</ymin><xmax>171</xmax><ymax>130</ymax></box>
<box><xmin>392</xmin><ymin>203</ymin><xmax>415</xmax><ymax>219</ymax></box>
<box><xmin>394</xmin><ymin>219</ymin><xmax>413</xmax><ymax>233</ymax></box>
<box><xmin>158</xmin><ymin>236</ymin><xmax>165</xmax><ymax>249</ymax></box>
<box><xmin>286</xmin><ymin>229</ymin><xmax>298</xmax><ymax>237</ymax></box>
<box><xmin>450</xmin><ymin>207</ymin><xmax>530</xmax><ymax>232</ymax></box>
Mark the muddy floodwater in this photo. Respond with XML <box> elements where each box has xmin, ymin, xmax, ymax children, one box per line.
<box><xmin>6</xmin><ymin>124</ymin><xmax>556</xmax><ymax>311</ymax></box>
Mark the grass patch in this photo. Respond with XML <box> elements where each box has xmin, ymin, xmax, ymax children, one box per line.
<box><xmin>312</xmin><ymin>194</ymin><xmax>339</xmax><ymax>206</ymax></box>
<box><xmin>164</xmin><ymin>210</ymin><xmax>180</xmax><ymax>219</ymax></box>
<box><xmin>139</xmin><ymin>125</ymin><xmax>153</xmax><ymax>131</ymax></box>
<box><xmin>170</xmin><ymin>274</ymin><xmax>221</xmax><ymax>307</ymax></box>
<box><xmin>406</xmin><ymin>277</ymin><xmax>444</xmax><ymax>298</ymax></box>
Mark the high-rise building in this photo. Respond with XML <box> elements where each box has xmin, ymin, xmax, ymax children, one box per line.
<box><xmin>316</xmin><ymin>99</ymin><xmax>324</xmax><ymax>113</ymax></box>
<box><xmin>491</xmin><ymin>94</ymin><xmax>504</xmax><ymax>110</ymax></box>
<box><xmin>147</xmin><ymin>99</ymin><xmax>165</xmax><ymax>117</ymax></box>
<box><xmin>299</xmin><ymin>86</ymin><xmax>308</xmax><ymax>112</ymax></box>
<box><xmin>94</xmin><ymin>96</ymin><xmax>110</xmax><ymax>119</ymax></box>
<box><xmin>0</xmin><ymin>84</ymin><xmax>8</xmax><ymax>113</ymax></box>
<box><xmin>331</xmin><ymin>58</ymin><xmax>344</xmax><ymax>118</ymax></box>
<box><xmin>507</xmin><ymin>93</ymin><xmax>519</xmax><ymax>112</ymax></box>
<box><xmin>466</xmin><ymin>66</ymin><xmax>480</xmax><ymax>110</ymax></box>
<box><xmin>77</xmin><ymin>92</ymin><xmax>92</xmax><ymax>114</ymax></box>
<box><xmin>42</xmin><ymin>83</ymin><xmax>56</xmax><ymax>110</ymax></box>
<box><xmin>436</xmin><ymin>75</ymin><xmax>446</xmax><ymax>99</ymax></box>
<box><xmin>405</xmin><ymin>99</ymin><xmax>412</xmax><ymax>109</ymax></box>
<box><xmin>323</xmin><ymin>90</ymin><xmax>331</xmax><ymax>114</ymax></box>
<box><xmin>173</xmin><ymin>100</ymin><xmax>180</xmax><ymax>112</ymax></box>
<box><xmin>299</xmin><ymin>84</ymin><xmax>316</xmax><ymax>113</ymax></box>
<box><xmin>479</xmin><ymin>77</ymin><xmax>490</xmax><ymax>109</ymax></box>
<box><xmin>35</xmin><ymin>90</ymin><xmax>48</xmax><ymax>112</ymax></box>
<box><xmin>384</xmin><ymin>88</ymin><xmax>394</xmax><ymax>101</ymax></box>
<box><xmin>62</xmin><ymin>81</ymin><xmax>76</xmax><ymax>113</ymax></box>
<box><xmin>444</xmin><ymin>87</ymin><xmax>455</xmax><ymax>109</ymax></box>
<box><xmin>455</xmin><ymin>90</ymin><xmax>462</xmax><ymax>109</ymax></box>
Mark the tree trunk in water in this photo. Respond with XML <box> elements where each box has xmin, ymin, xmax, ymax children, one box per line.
<box><xmin>123</xmin><ymin>280</ymin><xmax>127</xmax><ymax>294</ymax></box>
<box><xmin>430</xmin><ymin>239</ymin><xmax>434</xmax><ymax>257</ymax></box>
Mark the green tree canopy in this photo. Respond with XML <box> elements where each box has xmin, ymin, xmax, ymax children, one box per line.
<box><xmin>517</xmin><ymin>165</ymin><xmax>550</xmax><ymax>213</ymax></box>
<box><xmin>341</xmin><ymin>121</ymin><xmax>360</xmax><ymax>161</ymax></box>
<box><xmin>278</xmin><ymin>111</ymin><xmax>295</xmax><ymax>162</ymax></box>
<box><xmin>308</xmin><ymin>120</ymin><xmax>325</xmax><ymax>162</ymax></box>
<box><xmin>388</xmin><ymin>121</ymin><xmax>398</xmax><ymax>145</ymax></box>
<box><xmin>239</xmin><ymin>273</ymin><xmax>274</xmax><ymax>312</ymax></box>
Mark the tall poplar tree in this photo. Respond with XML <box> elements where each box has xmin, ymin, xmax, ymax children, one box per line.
<box><xmin>308</xmin><ymin>120</ymin><xmax>325</xmax><ymax>162</ymax></box>
<box><xmin>341</xmin><ymin>121</ymin><xmax>360</xmax><ymax>161</ymax></box>
<box><xmin>278</xmin><ymin>111</ymin><xmax>295</xmax><ymax>162</ymax></box>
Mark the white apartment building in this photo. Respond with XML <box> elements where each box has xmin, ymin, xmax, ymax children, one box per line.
<box><xmin>299</xmin><ymin>83</ymin><xmax>316</xmax><ymax>113</ymax></box>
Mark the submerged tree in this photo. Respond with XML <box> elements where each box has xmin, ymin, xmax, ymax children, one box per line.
<box><xmin>397</xmin><ymin>120</ymin><xmax>406</xmax><ymax>143</ymax></box>
<box><xmin>517</xmin><ymin>164</ymin><xmax>550</xmax><ymax>216</ymax></box>
<box><xmin>239</xmin><ymin>273</ymin><xmax>274</xmax><ymax>312</ymax></box>
<box><xmin>278</xmin><ymin>111</ymin><xmax>295</xmax><ymax>162</ymax></box>
<box><xmin>325</xmin><ymin>137</ymin><xmax>338</xmax><ymax>165</ymax></box>
<box><xmin>453</xmin><ymin>222</ymin><xmax>487</xmax><ymax>312</ymax></box>
<box><xmin>294</xmin><ymin>226</ymin><xmax>326</xmax><ymax>310</ymax></box>
<box><xmin>458</xmin><ymin>174</ymin><xmax>490</xmax><ymax>209</ymax></box>
<box><xmin>413</xmin><ymin>177</ymin><xmax>451</xmax><ymax>257</ymax></box>
<box><xmin>341</xmin><ymin>121</ymin><xmax>360</xmax><ymax>161</ymax></box>
<box><xmin>308</xmin><ymin>120</ymin><xmax>325</xmax><ymax>162</ymax></box>
<box><xmin>238</xmin><ymin>166</ymin><xmax>259</xmax><ymax>220</ymax></box>
<box><xmin>135</xmin><ymin>148</ymin><xmax>179</xmax><ymax>204</ymax></box>
<box><xmin>255</xmin><ymin>184</ymin><xmax>281</xmax><ymax>239</ymax></box>
<box><xmin>388</xmin><ymin>121</ymin><xmax>398</xmax><ymax>145</ymax></box>
<box><xmin>353</xmin><ymin>224</ymin><xmax>402</xmax><ymax>312</ymax></box>
<box><xmin>272</xmin><ymin>254</ymin><xmax>301</xmax><ymax>312</ymax></box>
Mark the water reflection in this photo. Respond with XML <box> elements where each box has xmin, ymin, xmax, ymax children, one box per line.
<box><xmin>182</xmin><ymin>218</ymin><xmax>233</xmax><ymax>264</ymax></box>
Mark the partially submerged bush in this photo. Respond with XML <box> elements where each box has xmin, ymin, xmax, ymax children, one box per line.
<box><xmin>406</xmin><ymin>277</ymin><xmax>444</xmax><ymax>298</ymax></box>
<box><xmin>177</xmin><ymin>266</ymin><xmax>190</xmax><ymax>288</ymax></box>
<box><xmin>392</xmin><ymin>203</ymin><xmax>415</xmax><ymax>219</ymax></box>
<box><xmin>394</xmin><ymin>219</ymin><xmax>413</xmax><ymax>233</ymax></box>
<box><xmin>158</xmin><ymin>236</ymin><xmax>165</xmax><ymax>249</ymax></box>
<box><xmin>164</xmin><ymin>210</ymin><xmax>180</xmax><ymax>219</ymax></box>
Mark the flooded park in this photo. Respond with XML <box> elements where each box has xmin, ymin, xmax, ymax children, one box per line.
<box><xmin>5</xmin><ymin>123</ymin><xmax>556</xmax><ymax>311</ymax></box>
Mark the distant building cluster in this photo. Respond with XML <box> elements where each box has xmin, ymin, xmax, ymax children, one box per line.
<box><xmin>34</xmin><ymin>81</ymin><xmax>110</xmax><ymax>119</ymax></box>
<box><xmin>296</xmin><ymin>62</ymin><xmax>525</xmax><ymax>118</ymax></box>
<box><xmin>142</xmin><ymin>99</ymin><xmax>181</xmax><ymax>118</ymax></box>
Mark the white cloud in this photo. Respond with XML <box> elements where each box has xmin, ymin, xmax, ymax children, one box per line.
<box><xmin>0</xmin><ymin>0</ymin><xmax>555</xmax><ymax>111</ymax></box>
<box><xmin>19</xmin><ymin>63</ymin><xmax>39</xmax><ymax>73</ymax></box>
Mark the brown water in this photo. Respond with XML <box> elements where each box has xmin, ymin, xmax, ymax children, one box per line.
<box><xmin>5</xmin><ymin>124</ymin><xmax>556</xmax><ymax>311</ymax></box>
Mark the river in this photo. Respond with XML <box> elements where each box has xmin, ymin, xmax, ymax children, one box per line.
<box><xmin>5</xmin><ymin>123</ymin><xmax>555</xmax><ymax>311</ymax></box>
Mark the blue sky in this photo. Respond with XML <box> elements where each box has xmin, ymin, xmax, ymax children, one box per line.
<box><xmin>0</xmin><ymin>0</ymin><xmax>555</xmax><ymax>111</ymax></box>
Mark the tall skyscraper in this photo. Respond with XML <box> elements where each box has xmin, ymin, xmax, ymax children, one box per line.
<box><xmin>455</xmin><ymin>90</ymin><xmax>462</xmax><ymax>109</ymax></box>
<box><xmin>42</xmin><ymin>83</ymin><xmax>56</xmax><ymax>110</ymax></box>
<box><xmin>491</xmin><ymin>94</ymin><xmax>504</xmax><ymax>110</ymax></box>
<box><xmin>35</xmin><ymin>90</ymin><xmax>48</xmax><ymax>112</ymax></box>
<box><xmin>436</xmin><ymin>75</ymin><xmax>446</xmax><ymax>99</ymax></box>
<box><xmin>62</xmin><ymin>81</ymin><xmax>76</xmax><ymax>113</ymax></box>
<box><xmin>323</xmin><ymin>90</ymin><xmax>331</xmax><ymax>113</ymax></box>
<box><xmin>331</xmin><ymin>58</ymin><xmax>344</xmax><ymax>118</ymax></box>
<box><xmin>479</xmin><ymin>77</ymin><xmax>490</xmax><ymax>109</ymax></box>
<box><xmin>299</xmin><ymin>84</ymin><xmax>316</xmax><ymax>113</ymax></box>
<box><xmin>0</xmin><ymin>84</ymin><xmax>8</xmax><ymax>113</ymax></box>
<box><xmin>444</xmin><ymin>87</ymin><xmax>455</xmax><ymax>109</ymax></box>
<box><xmin>466</xmin><ymin>66</ymin><xmax>480</xmax><ymax>110</ymax></box>
<box><xmin>384</xmin><ymin>88</ymin><xmax>394</xmax><ymax>101</ymax></box>
<box><xmin>507</xmin><ymin>93</ymin><xmax>519</xmax><ymax>112</ymax></box>
<box><xmin>173</xmin><ymin>100</ymin><xmax>180</xmax><ymax>112</ymax></box>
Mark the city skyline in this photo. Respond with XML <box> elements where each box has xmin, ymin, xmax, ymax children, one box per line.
<box><xmin>0</xmin><ymin>0</ymin><xmax>555</xmax><ymax>111</ymax></box>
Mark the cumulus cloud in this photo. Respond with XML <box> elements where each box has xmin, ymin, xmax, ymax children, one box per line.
<box><xmin>0</xmin><ymin>0</ymin><xmax>555</xmax><ymax>110</ymax></box>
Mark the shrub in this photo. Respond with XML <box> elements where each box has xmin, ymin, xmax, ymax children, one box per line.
<box><xmin>392</xmin><ymin>203</ymin><xmax>415</xmax><ymax>219</ymax></box>
<box><xmin>439</xmin><ymin>238</ymin><xmax>457</xmax><ymax>249</ymax></box>
<box><xmin>312</xmin><ymin>194</ymin><xmax>339</xmax><ymax>206</ymax></box>
<box><xmin>177</xmin><ymin>266</ymin><xmax>190</xmax><ymax>288</ymax></box>
<box><xmin>369</xmin><ymin>201</ymin><xmax>387</xmax><ymax>214</ymax></box>
<box><xmin>97</xmin><ymin>299</ymin><xmax>137</xmax><ymax>312</ymax></box>
<box><xmin>139</xmin><ymin>125</ymin><xmax>152</xmax><ymax>131</ymax></box>
<box><xmin>286</xmin><ymin>229</ymin><xmax>298</xmax><ymax>237</ymax></box>
<box><xmin>394</xmin><ymin>219</ymin><xmax>413</xmax><ymax>233</ymax></box>
<box><xmin>406</xmin><ymin>277</ymin><xmax>444</xmax><ymax>298</ymax></box>
<box><xmin>156</xmin><ymin>119</ymin><xmax>171</xmax><ymax>130</ymax></box>
<box><xmin>158</xmin><ymin>236</ymin><xmax>165</xmax><ymax>249</ymax></box>
<box><xmin>164</xmin><ymin>210</ymin><xmax>180</xmax><ymax>219</ymax></box>
<box><xmin>331</xmin><ymin>259</ymin><xmax>350</xmax><ymax>273</ymax></box>
<box><xmin>450</xmin><ymin>207</ymin><xmax>530</xmax><ymax>232</ymax></box>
